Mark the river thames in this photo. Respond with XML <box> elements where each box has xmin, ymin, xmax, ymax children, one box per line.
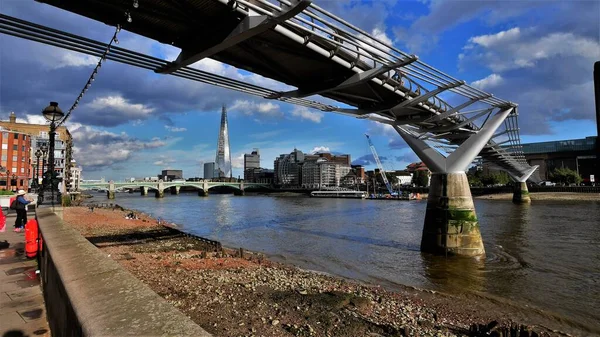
<box><xmin>98</xmin><ymin>192</ymin><xmax>600</xmax><ymax>331</ymax></box>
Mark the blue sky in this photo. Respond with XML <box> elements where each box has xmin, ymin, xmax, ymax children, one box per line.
<box><xmin>0</xmin><ymin>0</ymin><xmax>598</xmax><ymax>180</ymax></box>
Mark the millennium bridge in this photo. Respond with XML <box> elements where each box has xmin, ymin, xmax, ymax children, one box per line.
<box><xmin>0</xmin><ymin>0</ymin><xmax>542</xmax><ymax>258</ymax></box>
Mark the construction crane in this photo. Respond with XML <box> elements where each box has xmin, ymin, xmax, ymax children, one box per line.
<box><xmin>365</xmin><ymin>134</ymin><xmax>395</xmax><ymax>195</ymax></box>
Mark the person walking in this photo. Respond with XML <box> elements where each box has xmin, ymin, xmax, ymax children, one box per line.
<box><xmin>13</xmin><ymin>190</ymin><xmax>30</xmax><ymax>232</ymax></box>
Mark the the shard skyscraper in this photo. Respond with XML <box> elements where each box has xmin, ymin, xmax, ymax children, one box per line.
<box><xmin>215</xmin><ymin>105</ymin><xmax>232</xmax><ymax>178</ymax></box>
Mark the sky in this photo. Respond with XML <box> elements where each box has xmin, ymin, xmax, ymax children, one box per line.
<box><xmin>0</xmin><ymin>0</ymin><xmax>598</xmax><ymax>180</ymax></box>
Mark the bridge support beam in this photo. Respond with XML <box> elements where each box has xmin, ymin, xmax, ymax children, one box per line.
<box><xmin>107</xmin><ymin>182</ymin><xmax>115</xmax><ymax>200</ymax></box>
<box><xmin>170</xmin><ymin>186</ymin><xmax>180</xmax><ymax>195</ymax></box>
<box><xmin>141</xmin><ymin>186</ymin><xmax>148</xmax><ymax>196</ymax></box>
<box><xmin>395</xmin><ymin>107</ymin><xmax>514</xmax><ymax>257</ymax></box>
<box><xmin>198</xmin><ymin>189</ymin><xmax>208</xmax><ymax>197</ymax></box>
<box><xmin>508</xmin><ymin>166</ymin><xmax>538</xmax><ymax>204</ymax></box>
<box><xmin>155</xmin><ymin>182</ymin><xmax>165</xmax><ymax>198</ymax></box>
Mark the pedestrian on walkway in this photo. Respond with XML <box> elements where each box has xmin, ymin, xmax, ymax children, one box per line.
<box><xmin>13</xmin><ymin>190</ymin><xmax>31</xmax><ymax>232</ymax></box>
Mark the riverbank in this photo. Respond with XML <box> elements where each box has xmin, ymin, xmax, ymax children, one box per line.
<box><xmin>474</xmin><ymin>192</ymin><xmax>600</xmax><ymax>201</ymax></box>
<box><xmin>62</xmin><ymin>206</ymin><xmax>592</xmax><ymax>336</ymax></box>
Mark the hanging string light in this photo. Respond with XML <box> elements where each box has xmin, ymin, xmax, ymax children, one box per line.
<box><xmin>56</xmin><ymin>24</ymin><xmax>121</xmax><ymax>127</ymax></box>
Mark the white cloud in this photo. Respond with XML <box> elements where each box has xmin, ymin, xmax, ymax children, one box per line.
<box><xmin>86</xmin><ymin>95</ymin><xmax>155</xmax><ymax>116</ymax></box>
<box><xmin>15</xmin><ymin>114</ymin><xmax>49</xmax><ymax>125</ymax></box>
<box><xmin>70</xmin><ymin>125</ymin><xmax>167</xmax><ymax>170</ymax></box>
<box><xmin>471</xmin><ymin>74</ymin><xmax>504</xmax><ymax>90</ymax></box>
<box><xmin>469</xmin><ymin>27</ymin><xmax>521</xmax><ymax>48</ymax></box>
<box><xmin>229</xmin><ymin>100</ymin><xmax>283</xmax><ymax>118</ymax></box>
<box><xmin>232</xmin><ymin>153</ymin><xmax>244</xmax><ymax>169</ymax></box>
<box><xmin>165</xmin><ymin>125</ymin><xmax>187</xmax><ymax>132</ymax></box>
<box><xmin>464</xmin><ymin>28</ymin><xmax>600</xmax><ymax>72</ymax></box>
<box><xmin>310</xmin><ymin>146</ymin><xmax>331</xmax><ymax>154</ymax></box>
<box><xmin>290</xmin><ymin>106</ymin><xmax>324</xmax><ymax>123</ymax></box>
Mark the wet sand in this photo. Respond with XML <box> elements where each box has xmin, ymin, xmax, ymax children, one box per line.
<box><xmin>62</xmin><ymin>206</ymin><xmax>593</xmax><ymax>337</ymax></box>
<box><xmin>474</xmin><ymin>192</ymin><xmax>600</xmax><ymax>201</ymax></box>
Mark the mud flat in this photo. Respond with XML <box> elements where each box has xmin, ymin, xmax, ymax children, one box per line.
<box><xmin>63</xmin><ymin>206</ymin><xmax>593</xmax><ymax>337</ymax></box>
<box><xmin>474</xmin><ymin>192</ymin><xmax>600</xmax><ymax>201</ymax></box>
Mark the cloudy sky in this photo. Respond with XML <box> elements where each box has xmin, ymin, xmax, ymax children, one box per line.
<box><xmin>0</xmin><ymin>0</ymin><xmax>598</xmax><ymax>180</ymax></box>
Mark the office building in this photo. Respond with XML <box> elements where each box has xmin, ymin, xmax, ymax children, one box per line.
<box><xmin>244</xmin><ymin>149</ymin><xmax>260</xmax><ymax>181</ymax></box>
<box><xmin>160</xmin><ymin>169</ymin><xmax>183</xmax><ymax>181</ymax></box>
<box><xmin>203</xmin><ymin>162</ymin><xmax>216</xmax><ymax>180</ymax></box>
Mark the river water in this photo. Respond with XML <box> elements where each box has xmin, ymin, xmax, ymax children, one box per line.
<box><xmin>98</xmin><ymin>192</ymin><xmax>600</xmax><ymax>331</ymax></box>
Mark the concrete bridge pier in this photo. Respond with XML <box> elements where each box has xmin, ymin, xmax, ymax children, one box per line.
<box><xmin>198</xmin><ymin>182</ymin><xmax>209</xmax><ymax>197</ymax></box>
<box><xmin>141</xmin><ymin>186</ymin><xmax>148</xmax><ymax>196</ymax></box>
<box><xmin>395</xmin><ymin>107</ymin><xmax>514</xmax><ymax>257</ymax></box>
<box><xmin>155</xmin><ymin>182</ymin><xmax>164</xmax><ymax>198</ymax></box>
<box><xmin>170</xmin><ymin>186</ymin><xmax>180</xmax><ymax>195</ymax></box>
<box><xmin>107</xmin><ymin>181</ymin><xmax>115</xmax><ymax>200</ymax></box>
<box><xmin>508</xmin><ymin>166</ymin><xmax>538</xmax><ymax>204</ymax></box>
<box><xmin>234</xmin><ymin>183</ymin><xmax>245</xmax><ymax>196</ymax></box>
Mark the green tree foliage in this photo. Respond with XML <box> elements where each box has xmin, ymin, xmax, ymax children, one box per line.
<box><xmin>412</xmin><ymin>170</ymin><xmax>430</xmax><ymax>187</ymax></box>
<box><xmin>549</xmin><ymin>167</ymin><xmax>582</xmax><ymax>185</ymax></box>
<box><xmin>467</xmin><ymin>170</ymin><xmax>510</xmax><ymax>187</ymax></box>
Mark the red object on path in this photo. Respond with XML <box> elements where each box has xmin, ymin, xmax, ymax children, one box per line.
<box><xmin>0</xmin><ymin>207</ymin><xmax>5</xmax><ymax>232</ymax></box>
<box><xmin>25</xmin><ymin>219</ymin><xmax>39</xmax><ymax>258</ymax></box>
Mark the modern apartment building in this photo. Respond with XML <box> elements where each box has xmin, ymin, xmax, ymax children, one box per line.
<box><xmin>0</xmin><ymin>128</ymin><xmax>32</xmax><ymax>191</ymax></box>
<box><xmin>274</xmin><ymin>149</ymin><xmax>352</xmax><ymax>187</ymax></box>
<box><xmin>69</xmin><ymin>160</ymin><xmax>82</xmax><ymax>191</ymax></box>
<box><xmin>0</xmin><ymin>112</ymin><xmax>73</xmax><ymax>193</ymax></box>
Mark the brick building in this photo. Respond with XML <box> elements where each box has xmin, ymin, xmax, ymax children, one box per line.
<box><xmin>0</xmin><ymin>128</ymin><xmax>32</xmax><ymax>191</ymax></box>
<box><xmin>0</xmin><ymin>113</ymin><xmax>73</xmax><ymax>192</ymax></box>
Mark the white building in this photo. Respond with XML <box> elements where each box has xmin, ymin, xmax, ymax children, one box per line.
<box><xmin>395</xmin><ymin>174</ymin><xmax>413</xmax><ymax>186</ymax></box>
<box><xmin>69</xmin><ymin>160</ymin><xmax>82</xmax><ymax>191</ymax></box>
<box><xmin>301</xmin><ymin>158</ymin><xmax>351</xmax><ymax>189</ymax></box>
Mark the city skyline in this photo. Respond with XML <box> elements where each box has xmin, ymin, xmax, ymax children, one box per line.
<box><xmin>0</xmin><ymin>1</ymin><xmax>598</xmax><ymax>180</ymax></box>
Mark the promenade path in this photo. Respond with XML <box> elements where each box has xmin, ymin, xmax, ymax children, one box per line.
<box><xmin>0</xmin><ymin>209</ymin><xmax>50</xmax><ymax>337</ymax></box>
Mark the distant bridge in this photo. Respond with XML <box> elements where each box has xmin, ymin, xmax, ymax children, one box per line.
<box><xmin>79</xmin><ymin>181</ymin><xmax>270</xmax><ymax>198</ymax></box>
<box><xmin>1</xmin><ymin>0</ymin><xmax>542</xmax><ymax>256</ymax></box>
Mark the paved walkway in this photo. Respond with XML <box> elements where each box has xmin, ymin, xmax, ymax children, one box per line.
<box><xmin>0</xmin><ymin>210</ymin><xmax>50</xmax><ymax>337</ymax></box>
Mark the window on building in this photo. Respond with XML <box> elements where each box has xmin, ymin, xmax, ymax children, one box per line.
<box><xmin>11</xmin><ymin>167</ymin><xmax>16</xmax><ymax>173</ymax></box>
<box><xmin>2</xmin><ymin>144</ymin><xmax>7</xmax><ymax>150</ymax></box>
<box><xmin>12</xmin><ymin>156</ymin><xmax>17</xmax><ymax>161</ymax></box>
<box><xmin>20</xmin><ymin>168</ymin><xmax>24</xmax><ymax>173</ymax></box>
<box><xmin>23</xmin><ymin>135</ymin><xmax>26</xmax><ymax>140</ymax></box>
<box><xmin>19</xmin><ymin>179</ymin><xmax>23</xmax><ymax>186</ymax></box>
<box><xmin>12</xmin><ymin>145</ymin><xmax>17</xmax><ymax>150</ymax></box>
<box><xmin>39</xmin><ymin>131</ymin><xmax>48</xmax><ymax>138</ymax></box>
<box><xmin>13</xmin><ymin>133</ymin><xmax>19</xmax><ymax>139</ymax></box>
<box><xmin>1</xmin><ymin>155</ymin><xmax>5</xmax><ymax>160</ymax></box>
<box><xmin>21</xmin><ymin>146</ymin><xmax>25</xmax><ymax>151</ymax></box>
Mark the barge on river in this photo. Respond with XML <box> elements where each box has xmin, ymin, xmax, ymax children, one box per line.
<box><xmin>310</xmin><ymin>191</ymin><xmax>367</xmax><ymax>199</ymax></box>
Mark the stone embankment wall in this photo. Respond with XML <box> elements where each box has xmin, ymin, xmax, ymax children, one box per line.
<box><xmin>35</xmin><ymin>207</ymin><xmax>212</xmax><ymax>337</ymax></box>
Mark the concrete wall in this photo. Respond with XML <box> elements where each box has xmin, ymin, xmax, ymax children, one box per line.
<box><xmin>36</xmin><ymin>207</ymin><xmax>211</xmax><ymax>337</ymax></box>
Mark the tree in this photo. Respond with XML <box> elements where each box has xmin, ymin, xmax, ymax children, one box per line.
<box><xmin>550</xmin><ymin>167</ymin><xmax>582</xmax><ymax>185</ymax></box>
<box><xmin>412</xmin><ymin>170</ymin><xmax>430</xmax><ymax>187</ymax></box>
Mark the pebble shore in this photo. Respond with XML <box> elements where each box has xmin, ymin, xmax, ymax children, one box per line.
<box><xmin>62</xmin><ymin>206</ymin><xmax>587</xmax><ymax>337</ymax></box>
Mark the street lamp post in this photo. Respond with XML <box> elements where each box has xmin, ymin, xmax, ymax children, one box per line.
<box><xmin>11</xmin><ymin>174</ymin><xmax>17</xmax><ymax>191</ymax></box>
<box><xmin>39</xmin><ymin>102</ymin><xmax>64</xmax><ymax>205</ymax></box>
<box><xmin>34</xmin><ymin>149</ymin><xmax>42</xmax><ymax>191</ymax></box>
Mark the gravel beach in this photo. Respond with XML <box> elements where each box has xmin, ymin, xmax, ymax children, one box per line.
<box><xmin>62</xmin><ymin>206</ymin><xmax>591</xmax><ymax>337</ymax></box>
